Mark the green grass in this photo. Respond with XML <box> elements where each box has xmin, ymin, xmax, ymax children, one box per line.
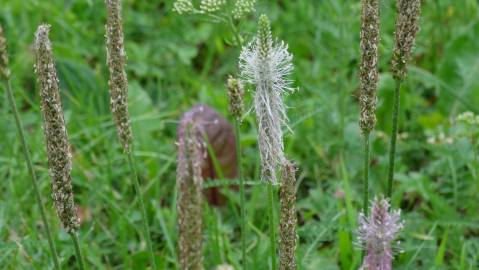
<box><xmin>1</xmin><ymin>0</ymin><xmax>479</xmax><ymax>269</ymax></box>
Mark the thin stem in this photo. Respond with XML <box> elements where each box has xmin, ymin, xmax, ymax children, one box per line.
<box><xmin>70</xmin><ymin>232</ymin><xmax>86</xmax><ymax>270</ymax></box>
<box><xmin>229</xmin><ymin>16</ymin><xmax>243</xmax><ymax>47</ymax></box>
<box><xmin>267</xmin><ymin>182</ymin><xmax>277</xmax><ymax>270</ymax></box>
<box><xmin>234</xmin><ymin>120</ymin><xmax>247</xmax><ymax>270</ymax></box>
<box><xmin>4</xmin><ymin>80</ymin><xmax>61</xmax><ymax>270</ymax></box>
<box><xmin>387</xmin><ymin>80</ymin><xmax>402</xmax><ymax>198</ymax></box>
<box><xmin>127</xmin><ymin>150</ymin><xmax>157</xmax><ymax>270</ymax></box>
<box><xmin>362</xmin><ymin>133</ymin><xmax>370</xmax><ymax>216</ymax></box>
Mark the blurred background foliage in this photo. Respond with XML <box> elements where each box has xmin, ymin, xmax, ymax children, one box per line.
<box><xmin>1</xmin><ymin>0</ymin><xmax>478</xmax><ymax>269</ymax></box>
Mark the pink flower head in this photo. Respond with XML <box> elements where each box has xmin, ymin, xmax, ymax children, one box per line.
<box><xmin>358</xmin><ymin>197</ymin><xmax>404</xmax><ymax>270</ymax></box>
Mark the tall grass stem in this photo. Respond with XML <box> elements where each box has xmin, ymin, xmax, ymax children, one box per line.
<box><xmin>4</xmin><ymin>80</ymin><xmax>61</xmax><ymax>270</ymax></box>
<box><xmin>387</xmin><ymin>80</ymin><xmax>401</xmax><ymax>198</ymax></box>
<box><xmin>362</xmin><ymin>133</ymin><xmax>370</xmax><ymax>215</ymax></box>
<box><xmin>127</xmin><ymin>150</ymin><xmax>157</xmax><ymax>270</ymax></box>
<box><xmin>70</xmin><ymin>232</ymin><xmax>86</xmax><ymax>270</ymax></box>
<box><xmin>267</xmin><ymin>182</ymin><xmax>277</xmax><ymax>270</ymax></box>
<box><xmin>234</xmin><ymin>121</ymin><xmax>247</xmax><ymax>269</ymax></box>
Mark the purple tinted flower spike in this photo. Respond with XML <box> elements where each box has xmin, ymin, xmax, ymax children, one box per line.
<box><xmin>358</xmin><ymin>197</ymin><xmax>404</xmax><ymax>270</ymax></box>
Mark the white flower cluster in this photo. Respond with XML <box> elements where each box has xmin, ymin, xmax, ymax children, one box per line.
<box><xmin>456</xmin><ymin>111</ymin><xmax>479</xmax><ymax>125</ymax></box>
<box><xmin>173</xmin><ymin>0</ymin><xmax>195</xmax><ymax>14</ymax></box>
<box><xmin>233</xmin><ymin>0</ymin><xmax>256</xmax><ymax>19</ymax></box>
<box><xmin>200</xmin><ymin>0</ymin><xmax>226</xmax><ymax>13</ymax></box>
<box><xmin>173</xmin><ymin>0</ymin><xmax>256</xmax><ymax>18</ymax></box>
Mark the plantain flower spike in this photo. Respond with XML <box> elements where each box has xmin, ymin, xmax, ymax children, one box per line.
<box><xmin>226</xmin><ymin>75</ymin><xmax>244</xmax><ymax>122</ymax></box>
<box><xmin>34</xmin><ymin>24</ymin><xmax>79</xmax><ymax>234</ymax></box>
<box><xmin>239</xmin><ymin>14</ymin><xmax>295</xmax><ymax>184</ymax></box>
<box><xmin>391</xmin><ymin>0</ymin><xmax>421</xmax><ymax>81</ymax></box>
<box><xmin>177</xmin><ymin>122</ymin><xmax>204</xmax><ymax>270</ymax></box>
<box><xmin>0</xmin><ymin>25</ymin><xmax>11</xmax><ymax>80</ymax></box>
<box><xmin>279</xmin><ymin>160</ymin><xmax>298</xmax><ymax>270</ymax></box>
<box><xmin>357</xmin><ymin>197</ymin><xmax>404</xmax><ymax>270</ymax></box>
<box><xmin>105</xmin><ymin>0</ymin><xmax>134</xmax><ymax>153</ymax></box>
<box><xmin>359</xmin><ymin>0</ymin><xmax>380</xmax><ymax>134</ymax></box>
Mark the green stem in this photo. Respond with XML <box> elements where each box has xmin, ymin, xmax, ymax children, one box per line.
<box><xmin>387</xmin><ymin>80</ymin><xmax>402</xmax><ymax>198</ymax></box>
<box><xmin>229</xmin><ymin>16</ymin><xmax>243</xmax><ymax>47</ymax></box>
<box><xmin>70</xmin><ymin>232</ymin><xmax>86</xmax><ymax>270</ymax></box>
<box><xmin>127</xmin><ymin>151</ymin><xmax>157</xmax><ymax>270</ymax></box>
<box><xmin>234</xmin><ymin>120</ymin><xmax>247</xmax><ymax>269</ymax></box>
<box><xmin>267</xmin><ymin>183</ymin><xmax>277</xmax><ymax>270</ymax></box>
<box><xmin>4</xmin><ymin>80</ymin><xmax>61</xmax><ymax>270</ymax></box>
<box><xmin>363</xmin><ymin>133</ymin><xmax>370</xmax><ymax>216</ymax></box>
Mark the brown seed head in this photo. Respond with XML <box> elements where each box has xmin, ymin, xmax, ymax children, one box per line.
<box><xmin>227</xmin><ymin>75</ymin><xmax>244</xmax><ymax>122</ymax></box>
<box><xmin>105</xmin><ymin>0</ymin><xmax>133</xmax><ymax>152</ymax></box>
<box><xmin>177</xmin><ymin>122</ymin><xmax>204</xmax><ymax>270</ymax></box>
<box><xmin>34</xmin><ymin>24</ymin><xmax>79</xmax><ymax>234</ymax></box>
<box><xmin>279</xmin><ymin>160</ymin><xmax>297</xmax><ymax>270</ymax></box>
<box><xmin>0</xmin><ymin>25</ymin><xmax>11</xmax><ymax>80</ymax></box>
<box><xmin>359</xmin><ymin>0</ymin><xmax>380</xmax><ymax>134</ymax></box>
<box><xmin>391</xmin><ymin>0</ymin><xmax>421</xmax><ymax>81</ymax></box>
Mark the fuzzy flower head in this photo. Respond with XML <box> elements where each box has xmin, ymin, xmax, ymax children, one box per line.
<box><xmin>239</xmin><ymin>14</ymin><xmax>295</xmax><ymax>184</ymax></box>
<box><xmin>357</xmin><ymin>197</ymin><xmax>404</xmax><ymax>270</ymax></box>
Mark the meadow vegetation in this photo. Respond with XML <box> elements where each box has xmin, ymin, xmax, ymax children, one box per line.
<box><xmin>1</xmin><ymin>0</ymin><xmax>479</xmax><ymax>269</ymax></box>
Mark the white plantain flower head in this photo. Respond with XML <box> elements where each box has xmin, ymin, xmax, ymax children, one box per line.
<box><xmin>239</xmin><ymin>14</ymin><xmax>295</xmax><ymax>184</ymax></box>
<box><xmin>357</xmin><ymin>197</ymin><xmax>404</xmax><ymax>270</ymax></box>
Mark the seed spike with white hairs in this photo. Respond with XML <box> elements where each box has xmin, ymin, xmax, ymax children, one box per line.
<box><xmin>34</xmin><ymin>24</ymin><xmax>79</xmax><ymax>234</ymax></box>
<box><xmin>239</xmin><ymin>14</ymin><xmax>295</xmax><ymax>184</ymax></box>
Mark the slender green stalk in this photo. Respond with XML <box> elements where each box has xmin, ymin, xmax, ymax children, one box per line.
<box><xmin>234</xmin><ymin>120</ymin><xmax>247</xmax><ymax>269</ymax></box>
<box><xmin>4</xmin><ymin>79</ymin><xmax>61</xmax><ymax>270</ymax></box>
<box><xmin>127</xmin><ymin>150</ymin><xmax>157</xmax><ymax>270</ymax></box>
<box><xmin>267</xmin><ymin>182</ymin><xmax>277</xmax><ymax>270</ymax></box>
<box><xmin>387</xmin><ymin>80</ymin><xmax>401</xmax><ymax>198</ymax></box>
<box><xmin>70</xmin><ymin>232</ymin><xmax>86</xmax><ymax>270</ymax></box>
<box><xmin>363</xmin><ymin>133</ymin><xmax>371</xmax><ymax>216</ymax></box>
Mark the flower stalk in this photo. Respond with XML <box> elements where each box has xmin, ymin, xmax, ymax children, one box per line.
<box><xmin>239</xmin><ymin>14</ymin><xmax>296</xmax><ymax>270</ymax></box>
<box><xmin>387</xmin><ymin>0</ymin><xmax>421</xmax><ymax>198</ymax></box>
<box><xmin>105</xmin><ymin>1</ymin><xmax>158</xmax><ymax>269</ymax></box>
<box><xmin>359</xmin><ymin>0</ymin><xmax>380</xmax><ymax>215</ymax></box>
<box><xmin>2</xmin><ymin>24</ymin><xmax>61</xmax><ymax>270</ymax></box>
<box><xmin>177</xmin><ymin>123</ymin><xmax>204</xmax><ymax>270</ymax></box>
<box><xmin>227</xmin><ymin>76</ymin><xmax>247</xmax><ymax>269</ymax></box>
<box><xmin>279</xmin><ymin>160</ymin><xmax>297</xmax><ymax>270</ymax></box>
<box><xmin>34</xmin><ymin>24</ymin><xmax>84</xmax><ymax>269</ymax></box>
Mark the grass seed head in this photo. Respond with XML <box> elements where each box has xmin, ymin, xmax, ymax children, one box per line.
<box><xmin>0</xmin><ymin>25</ymin><xmax>11</xmax><ymax>80</ymax></box>
<box><xmin>279</xmin><ymin>160</ymin><xmax>298</xmax><ymax>270</ymax></box>
<box><xmin>227</xmin><ymin>75</ymin><xmax>245</xmax><ymax>122</ymax></box>
<box><xmin>239</xmin><ymin>14</ymin><xmax>295</xmax><ymax>184</ymax></box>
<box><xmin>105</xmin><ymin>0</ymin><xmax>133</xmax><ymax>153</ymax></box>
<box><xmin>177</xmin><ymin>122</ymin><xmax>204</xmax><ymax>270</ymax></box>
<box><xmin>34</xmin><ymin>24</ymin><xmax>79</xmax><ymax>234</ymax></box>
<box><xmin>391</xmin><ymin>0</ymin><xmax>421</xmax><ymax>81</ymax></box>
<box><xmin>359</xmin><ymin>0</ymin><xmax>380</xmax><ymax>134</ymax></box>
